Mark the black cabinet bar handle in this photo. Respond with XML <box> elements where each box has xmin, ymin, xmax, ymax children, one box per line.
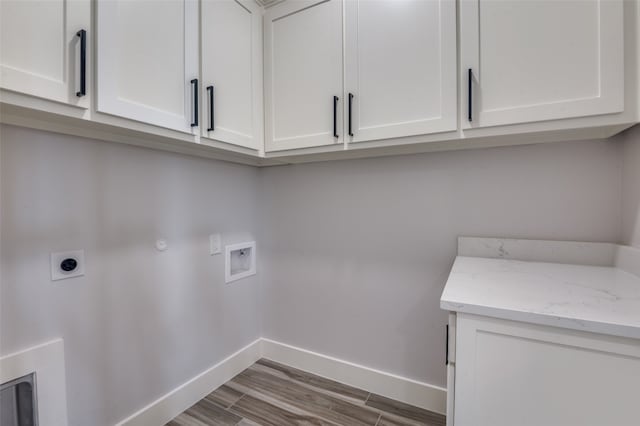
<box><xmin>348</xmin><ymin>93</ymin><xmax>354</xmax><ymax>137</ymax></box>
<box><xmin>333</xmin><ymin>96</ymin><xmax>339</xmax><ymax>138</ymax></box>
<box><xmin>445</xmin><ymin>324</ymin><xmax>449</xmax><ymax>365</ymax></box>
<box><xmin>467</xmin><ymin>68</ymin><xmax>473</xmax><ymax>122</ymax></box>
<box><xmin>191</xmin><ymin>79</ymin><xmax>198</xmax><ymax>127</ymax></box>
<box><xmin>76</xmin><ymin>29</ymin><xmax>86</xmax><ymax>97</ymax></box>
<box><xmin>207</xmin><ymin>85</ymin><xmax>214</xmax><ymax>132</ymax></box>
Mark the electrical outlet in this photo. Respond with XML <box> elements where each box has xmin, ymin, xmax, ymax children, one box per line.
<box><xmin>51</xmin><ymin>250</ymin><xmax>85</xmax><ymax>281</ymax></box>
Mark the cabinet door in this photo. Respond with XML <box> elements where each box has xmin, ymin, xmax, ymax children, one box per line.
<box><xmin>97</xmin><ymin>0</ymin><xmax>198</xmax><ymax>133</ymax></box>
<box><xmin>0</xmin><ymin>0</ymin><xmax>90</xmax><ymax>108</ymax></box>
<box><xmin>345</xmin><ymin>0</ymin><xmax>456</xmax><ymax>142</ymax></box>
<box><xmin>201</xmin><ymin>0</ymin><xmax>262</xmax><ymax>150</ymax></box>
<box><xmin>461</xmin><ymin>0</ymin><xmax>624</xmax><ymax>129</ymax></box>
<box><xmin>446</xmin><ymin>313</ymin><xmax>456</xmax><ymax>426</ymax></box>
<box><xmin>264</xmin><ymin>0</ymin><xmax>343</xmax><ymax>152</ymax></box>
<box><xmin>455</xmin><ymin>314</ymin><xmax>640</xmax><ymax>426</ymax></box>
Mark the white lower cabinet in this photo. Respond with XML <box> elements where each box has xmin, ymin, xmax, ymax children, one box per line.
<box><xmin>200</xmin><ymin>0</ymin><xmax>263</xmax><ymax>151</ymax></box>
<box><xmin>445</xmin><ymin>313</ymin><xmax>456</xmax><ymax>426</ymax></box>
<box><xmin>449</xmin><ymin>313</ymin><xmax>640</xmax><ymax>426</ymax></box>
<box><xmin>0</xmin><ymin>0</ymin><xmax>90</xmax><ymax>108</ymax></box>
<box><xmin>96</xmin><ymin>0</ymin><xmax>199</xmax><ymax>133</ymax></box>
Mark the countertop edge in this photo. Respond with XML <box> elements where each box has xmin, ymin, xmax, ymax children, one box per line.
<box><xmin>440</xmin><ymin>299</ymin><xmax>640</xmax><ymax>340</ymax></box>
<box><xmin>442</xmin><ymin>238</ymin><xmax>640</xmax><ymax>341</ymax></box>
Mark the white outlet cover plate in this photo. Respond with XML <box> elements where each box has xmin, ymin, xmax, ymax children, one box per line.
<box><xmin>51</xmin><ymin>250</ymin><xmax>85</xmax><ymax>281</ymax></box>
<box><xmin>210</xmin><ymin>234</ymin><xmax>221</xmax><ymax>255</ymax></box>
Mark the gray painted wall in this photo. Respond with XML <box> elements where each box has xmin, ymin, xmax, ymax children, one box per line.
<box><xmin>621</xmin><ymin>125</ymin><xmax>640</xmax><ymax>247</ymax></box>
<box><xmin>0</xmin><ymin>124</ymin><xmax>629</xmax><ymax>425</ymax></box>
<box><xmin>0</xmin><ymin>125</ymin><xmax>261</xmax><ymax>425</ymax></box>
<box><xmin>258</xmin><ymin>138</ymin><xmax>622</xmax><ymax>388</ymax></box>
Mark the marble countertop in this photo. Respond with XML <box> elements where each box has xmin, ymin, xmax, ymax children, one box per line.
<box><xmin>441</xmin><ymin>239</ymin><xmax>640</xmax><ymax>340</ymax></box>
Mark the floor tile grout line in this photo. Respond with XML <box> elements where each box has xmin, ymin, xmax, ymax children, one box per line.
<box><xmin>228</xmin><ymin>391</ymin><xmax>247</xmax><ymax>410</ymax></box>
<box><xmin>285</xmin><ymin>374</ymin><xmax>365</xmax><ymax>426</ymax></box>
<box><xmin>205</xmin><ymin>386</ymin><xmax>247</xmax><ymax>411</ymax></box>
<box><xmin>172</xmin><ymin>361</ymin><xmax>445</xmax><ymax>426</ymax></box>
<box><xmin>255</xmin><ymin>360</ymin><xmax>371</xmax><ymax>405</ymax></box>
<box><xmin>374</xmin><ymin>413</ymin><xmax>382</xmax><ymax>426</ymax></box>
<box><xmin>253</xmin><ymin>364</ymin><xmax>383</xmax><ymax>421</ymax></box>
<box><xmin>228</xmin><ymin>393</ymin><xmax>250</xmax><ymax>426</ymax></box>
<box><xmin>251</xmin><ymin>362</ymin><xmax>373</xmax><ymax>414</ymax></box>
<box><xmin>235</xmin><ymin>370</ymin><xmax>379</xmax><ymax>426</ymax></box>
<box><xmin>227</xmin><ymin>392</ymin><xmax>248</xmax><ymax>412</ymax></box>
<box><xmin>228</xmin><ymin>384</ymin><xmax>346</xmax><ymax>426</ymax></box>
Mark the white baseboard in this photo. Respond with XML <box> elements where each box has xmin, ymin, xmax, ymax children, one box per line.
<box><xmin>261</xmin><ymin>339</ymin><xmax>447</xmax><ymax>415</ymax></box>
<box><xmin>115</xmin><ymin>338</ymin><xmax>262</xmax><ymax>426</ymax></box>
<box><xmin>116</xmin><ymin>337</ymin><xmax>447</xmax><ymax>425</ymax></box>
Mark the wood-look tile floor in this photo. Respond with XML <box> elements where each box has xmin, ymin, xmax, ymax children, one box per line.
<box><xmin>166</xmin><ymin>359</ymin><xmax>446</xmax><ymax>426</ymax></box>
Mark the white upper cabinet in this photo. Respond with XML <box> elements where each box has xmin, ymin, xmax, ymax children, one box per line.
<box><xmin>97</xmin><ymin>0</ymin><xmax>198</xmax><ymax>133</ymax></box>
<box><xmin>264</xmin><ymin>0</ymin><xmax>344</xmax><ymax>152</ymax></box>
<box><xmin>0</xmin><ymin>0</ymin><xmax>635</xmax><ymax>161</ymax></box>
<box><xmin>461</xmin><ymin>0</ymin><xmax>624</xmax><ymax>129</ymax></box>
<box><xmin>0</xmin><ymin>0</ymin><xmax>90</xmax><ymax>108</ymax></box>
<box><xmin>344</xmin><ymin>0</ymin><xmax>457</xmax><ymax>143</ymax></box>
<box><xmin>201</xmin><ymin>0</ymin><xmax>263</xmax><ymax>150</ymax></box>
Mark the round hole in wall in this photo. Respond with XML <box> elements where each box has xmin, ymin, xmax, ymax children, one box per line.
<box><xmin>60</xmin><ymin>258</ymin><xmax>78</xmax><ymax>272</ymax></box>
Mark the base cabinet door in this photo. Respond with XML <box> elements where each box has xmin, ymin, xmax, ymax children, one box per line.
<box><xmin>97</xmin><ymin>0</ymin><xmax>198</xmax><ymax>133</ymax></box>
<box><xmin>201</xmin><ymin>0</ymin><xmax>262</xmax><ymax>150</ymax></box>
<box><xmin>344</xmin><ymin>0</ymin><xmax>456</xmax><ymax>142</ymax></box>
<box><xmin>454</xmin><ymin>314</ymin><xmax>640</xmax><ymax>426</ymax></box>
<box><xmin>0</xmin><ymin>0</ymin><xmax>90</xmax><ymax>108</ymax></box>
<box><xmin>264</xmin><ymin>0</ymin><xmax>344</xmax><ymax>152</ymax></box>
<box><xmin>446</xmin><ymin>313</ymin><xmax>456</xmax><ymax>426</ymax></box>
<box><xmin>461</xmin><ymin>0</ymin><xmax>624</xmax><ymax>129</ymax></box>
